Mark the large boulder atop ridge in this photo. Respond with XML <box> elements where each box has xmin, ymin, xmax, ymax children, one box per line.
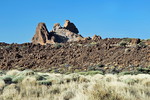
<box><xmin>92</xmin><ymin>35</ymin><xmax>102</xmax><ymax>41</ymax></box>
<box><xmin>32</xmin><ymin>23</ymin><xmax>55</xmax><ymax>45</ymax></box>
<box><xmin>130</xmin><ymin>38</ymin><xmax>141</xmax><ymax>44</ymax></box>
<box><xmin>63</xmin><ymin>20</ymin><xmax>79</xmax><ymax>34</ymax></box>
<box><xmin>145</xmin><ymin>40</ymin><xmax>150</xmax><ymax>45</ymax></box>
<box><xmin>32</xmin><ymin>20</ymin><xmax>83</xmax><ymax>45</ymax></box>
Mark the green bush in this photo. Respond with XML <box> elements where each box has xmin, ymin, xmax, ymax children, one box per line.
<box><xmin>2</xmin><ymin>75</ymin><xmax>14</xmax><ymax>84</ymax></box>
<box><xmin>137</xmin><ymin>67</ymin><xmax>150</xmax><ymax>74</ymax></box>
<box><xmin>34</xmin><ymin>75</ymin><xmax>46</xmax><ymax>81</ymax></box>
<box><xmin>123</xmin><ymin>78</ymin><xmax>137</xmax><ymax>85</ymax></box>
<box><xmin>123</xmin><ymin>38</ymin><xmax>132</xmax><ymax>42</ymax></box>
<box><xmin>15</xmin><ymin>69</ymin><xmax>35</xmax><ymax>76</ymax></box>
<box><xmin>138</xmin><ymin>42</ymin><xmax>147</xmax><ymax>47</ymax></box>
<box><xmin>53</xmin><ymin>43</ymin><xmax>62</xmax><ymax>49</ymax></box>
<box><xmin>119</xmin><ymin>41</ymin><xmax>127</xmax><ymax>47</ymax></box>
<box><xmin>12</xmin><ymin>75</ymin><xmax>26</xmax><ymax>83</ymax></box>
<box><xmin>87</xmin><ymin>64</ymin><xmax>104</xmax><ymax>71</ymax></box>
<box><xmin>90</xmin><ymin>42</ymin><xmax>97</xmax><ymax>45</ymax></box>
<box><xmin>119</xmin><ymin>71</ymin><xmax>135</xmax><ymax>75</ymax></box>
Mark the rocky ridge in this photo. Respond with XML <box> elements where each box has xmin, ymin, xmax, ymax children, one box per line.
<box><xmin>0</xmin><ymin>20</ymin><xmax>150</xmax><ymax>74</ymax></box>
<box><xmin>0</xmin><ymin>38</ymin><xmax>150</xmax><ymax>73</ymax></box>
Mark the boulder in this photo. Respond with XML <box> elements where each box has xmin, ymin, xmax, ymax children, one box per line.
<box><xmin>32</xmin><ymin>23</ymin><xmax>54</xmax><ymax>45</ymax></box>
<box><xmin>53</xmin><ymin>23</ymin><xmax>61</xmax><ymax>31</ymax></box>
<box><xmin>84</xmin><ymin>37</ymin><xmax>91</xmax><ymax>41</ymax></box>
<box><xmin>92</xmin><ymin>35</ymin><xmax>102</xmax><ymax>41</ymax></box>
<box><xmin>63</xmin><ymin>20</ymin><xmax>79</xmax><ymax>34</ymax></box>
<box><xmin>32</xmin><ymin>20</ymin><xmax>83</xmax><ymax>45</ymax></box>
<box><xmin>130</xmin><ymin>38</ymin><xmax>141</xmax><ymax>44</ymax></box>
<box><xmin>145</xmin><ymin>40</ymin><xmax>150</xmax><ymax>45</ymax></box>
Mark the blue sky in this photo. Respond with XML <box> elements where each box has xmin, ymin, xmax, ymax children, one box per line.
<box><xmin>0</xmin><ymin>0</ymin><xmax>150</xmax><ymax>43</ymax></box>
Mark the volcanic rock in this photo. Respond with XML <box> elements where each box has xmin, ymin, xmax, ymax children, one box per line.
<box><xmin>92</xmin><ymin>35</ymin><xmax>102</xmax><ymax>41</ymax></box>
<box><xmin>84</xmin><ymin>37</ymin><xmax>92</xmax><ymax>41</ymax></box>
<box><xmin>53</xmin><ymin>23</ymin><xmax>62</xmax><ymax>31</ymax></box>
<box><xmin>51</xmin><ymin>27</ymin><xmax>83</xmax><ymax>42</ymax></box>
<box><xmin>32</xmin><ymin>20</ymin><xmax>83</xmax><ymax>45</ymax></box>
<box><xmin>145</xmin><ymin>40</ymin><xmax>150</xmax><ymax>45</ymax></box>
<box><xmin>63</xmin><ymin>20</ymin><xmax>79</xmax><ymax>34</ymax></box>
<box><xmin>130</xmin><ymin>38</ymin><xmax>141</xmax><ymax>44</ymax></box>
<box><xmin>32</xmin><ymin>23</ymin><xmax>54</xmax><ymax>45</ymax></box>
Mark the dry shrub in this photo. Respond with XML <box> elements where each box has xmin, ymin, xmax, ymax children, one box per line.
<box><xmin>22</xmin><ymin>76</ymin><xmax>36</xmax><ymax>85</ymax></box>
<box><xmin>2</xmin><ymin>84</ymin><xmax>19</xmax><ymax>99</ymax></box>
<box><xmin>6</xmin><ymin>69</ymin><xmax>20</xmax><ymax>76</ymax></box>
<box><xmin>62</xmin><ymin>90</ymin><xmax>75</xmax><ymax>100</ymax></box>
<box><xmin>141</xmin><ymin>79</ymin><xmax>150</xmax><ymax>86</ymax></box>
<box><xmin>87</xmin><ymin>83</ymin><xmax>126</xmax><ymax>100</ymax></box>
<box><xmin>0</xmin><ymin>79</ymin><xmax>5</xmax><ymax>89</ymax></box>
<box><xmin>0</xmin><ymin>71</ymin><xmax>150</xmax><ymax>100</ymax></box>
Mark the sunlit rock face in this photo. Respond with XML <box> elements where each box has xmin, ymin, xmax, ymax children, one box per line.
<box><xmin>32</xmin><ymin>23</ymin><xmax>55</xmax><ymax>45</ymax></box>
<box><xmin>32</xmin><ymin>20</ymin><xmax>83</xmax><ymax>45</ymax></box>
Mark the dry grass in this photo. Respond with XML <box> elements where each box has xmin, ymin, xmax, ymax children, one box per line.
<box><xmin>0</xmin><ymin>70</ymin><xmax>150</xmax><ymax>100</ymax></box>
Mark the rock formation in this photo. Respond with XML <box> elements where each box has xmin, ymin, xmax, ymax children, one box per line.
<box><xmin>32</xmin><ymin>20</ymin><xmax>83</xmax><ymax>45</ymax></box>
<box><xmin>145</xmin><ymin>40</ymin><xmax>150</xmax><ymax>45</ymax></box>
<box><xmin>130</xmin><ymin>38</ymin><xmax>141</xmax><ymax>44</ymax></box>
<box><xmin>92</xmin><ymin>35</ymin><xmax>102</xmax><ymax>41</ymax></box>
<box><xmin>32</xmin><ymin>23</ymin><xmax>55</xmax><ymax>45</ymax></box>
<box><xmin>63</xmin><ymin>20</ymin><xmax>79</xmax><ymax>34</ymax></box>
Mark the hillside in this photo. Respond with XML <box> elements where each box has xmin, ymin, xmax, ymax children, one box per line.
<box><xmin>0</xmin><ymin>20</ymin><xmax>150</xmax><ymax>74</ymax></box>
<box><xmin>0</xmin><ymin>38</ymin><xmax>150</xmax><ymax>74</ymax></box>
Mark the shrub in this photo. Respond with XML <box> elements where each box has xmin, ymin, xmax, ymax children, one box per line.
<box><xmin>21</xmin><ymin>69</ymin><xmax>35</xmax><ymax>76</ymax></box>
<box><xmin>37</xmin><ymin>80</ymin><xmax>52</xmax><ymax>86</ymax></box>
<box><xmin>123</xmin><ymin>78</ymin><xmax>137</xmax><ymax>85</ymax></box>
<box><xmin>2</xmin><ymin>84</ymin><xmax>19</xmax><ymax>99</ymax></box>
<box><xmin>90</xmin><ymin>42</ymin><xmax>97</xmax><ymax>45</ymax></box>
<box><xmin>69</xmin><ymin>73</ymin><xmax>80</xmax><ymax>82</ymax></box>
<box><xmin>119</xmin><ymin>71</ymin><xmax>135</xmax><ymax>75</ymax></box>
<box><xmin>119</xmin><ymin>41</ymin><xmax>127</xmax><ymax>47</ymax></box>
<box><xmin>137</xmin><ymin>67</ymin><xmax>150</xmax><ymax>74</ymax></box>
<box><xmin>50</xmin><ymin>86</ymin><xmax>60</xmax><ymax>94</ymax></box>
<box><xmin>22</xmin><ymin>76</ymin><xmax>36</xmax><ymax>85</ymax></box>
<box><xmin>123</xmin><ymin>38</ymin><xmax>132</xmax><ymax>42</ymax></box>
<box><xmin>87</xmin><ymin>64</ymin><xmax>104</xmax><ymax>71</ymax></box>
<box><xmin>62</xmin><ymin>90</ymin><xmax>75</xmax><ymax>100</ymax></box>
<box><xmin>87</xmin><ymin>83</ymin><xmax>125</xmax><ymax>100</ymax></box>
<box><xmin>64</xmin><ymin>75</ymin><xmax>72</xmax><ymax>83</ymax></box>
<box><xmin>0</xmin><ymin>79</ymin><xmax>5</xmax><ymax>89</ymax></box>
<box><xmin>34</xmin><ymin>75</ymin><xmax>46</xmax><ymax>81</ymax></box>
<box><xmin>138</xmin><ymin>42</ymin><xmax>147</xmax><ymax>47</ymax></box>
<box><xmin>12</xmin><ymin>75</ymin><xmax>26</xmax><ymax>83</ymax></box>
<box><xmin>0</xmin><ymin>70</ymin><xmax>6</xmax><ymax>76</ymax></box>
<box><xmin>2</xmin><ymin>75</ymin><xmax>14</xmax><ymax>84</ymax></box>
<box><xmin>141</xmin><ymin>79</ymin><xmax>150</xmax><ymax>86</ymax></box>
<box><xmin>78</xmin><ymin>71</ymin><xmax>103</xmax><ymax>75</ymax></box>
<box><xmin>6</xmin><ymin>69</ymin><xmax>20</xmax><ymax>76</ymax></box>
<box><xmin>1</xmin><ymin>71</ymin><xmax>150</xmax><ymax>100</ymax></box>
<box><xmin>53</xmin><ymin>43</ymin><xmax>62</xmax><ymax>49</ymax></box>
